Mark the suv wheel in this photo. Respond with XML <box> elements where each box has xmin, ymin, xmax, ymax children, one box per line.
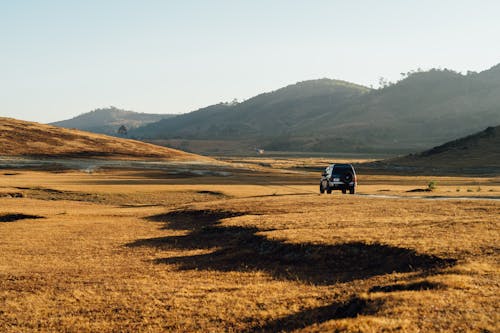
<box><xmin>342</xmin><ymin>172</ymin><xmax>353</xmax><ymax>183</ymax></box>
<box><xmin>349</xmin><ymin>186</ymin><xmax>356</xmax><ymax>194</ymax></box>
<box><xmin>320</xmin><ymin>183</ymin><xmax>325</xmax><ymax>194</ymax></box>
<box><xmin>341</xmin><ymin>188</ymin><xmax>347</xmax><ymax>194</ymax></box>
<box><xmin>326</xmin><ymin>188</ymin><xmax>332</xmax><ymax>194</ymax></box>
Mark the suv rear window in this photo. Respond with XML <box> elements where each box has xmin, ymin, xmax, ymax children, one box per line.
<box><xmin>332</xmin><ymin>165</ymin><xmax>353</xmax><ymax>174</ymax></box>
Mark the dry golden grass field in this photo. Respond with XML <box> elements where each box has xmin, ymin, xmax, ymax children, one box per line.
<box><xmin>0</xmin><ymin>161</ymin><xmax>499</xmax><ymax>332</ymax></box>
<box><xmin>0</xmin><ymin>117</ymin><xmax>209</xmax><ymax>161</ymax></box>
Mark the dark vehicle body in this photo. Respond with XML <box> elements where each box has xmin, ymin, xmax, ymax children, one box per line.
<box><xmin>320</xmin><ymin>163</ymin><xmax>357</xmax><ymax>194</ymax></box>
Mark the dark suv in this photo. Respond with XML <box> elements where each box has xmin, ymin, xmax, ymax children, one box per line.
<box><xmin>320</xmin><ymin>163</ymin><xmax>357</xmax><ymax>194</ymax></box>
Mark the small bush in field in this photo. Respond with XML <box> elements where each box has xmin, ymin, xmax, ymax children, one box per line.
<box><xmin>427</xmin><ymin>181</ymin><xmax>437</xmax><ymax>191</ymax></box>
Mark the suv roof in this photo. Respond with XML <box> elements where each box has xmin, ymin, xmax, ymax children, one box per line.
<box><xmin>330</xmin><ymin>163</ymin><xmax>353</xmax><ymax>168</ymax></box>
<box><xmin>328</xmin><ymin>163</ymin><xmax>355</xmax><ymax>171</ymax></box>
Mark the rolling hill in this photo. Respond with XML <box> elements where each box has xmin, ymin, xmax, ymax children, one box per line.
<box><xmin>130</xmin><ymin>79</ymin><xmax>371</xmax><ymax>151</ymax></box>
<box><xmin>129</xmin><ymin>65</ymin><xmax>500</xmax><ymax>154</ymax></box>
<box><xmin>51</xmin><ymin>107</ymin><xmax>174</xmax><ymax>135</ymax></box>
<box><xmin>0</xmin><ymin>117</ymin><xmax>206</xmax><ymax>161</ymax></box>
<box><xmin>377</xmin><ymin>125</ymin><xmax>500</xmax><ymax>172</ymax></box>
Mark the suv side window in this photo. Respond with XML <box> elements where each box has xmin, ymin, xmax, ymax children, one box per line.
<box><xmin>325</xmin><ymin>165</ymin><xmax>333</xmax><ymax>177</ymax></box>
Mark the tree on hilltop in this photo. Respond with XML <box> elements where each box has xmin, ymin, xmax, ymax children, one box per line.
<box><xmin>117</xmin><ymin>125</ymin><xmax>128</xmax><ymax>136</ymax></box>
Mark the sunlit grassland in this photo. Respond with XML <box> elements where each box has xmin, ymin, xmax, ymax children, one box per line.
<box><xmin>0</xmin><ymin>168</ymin><xmax>498</xmax><ymax>332</ymax></box>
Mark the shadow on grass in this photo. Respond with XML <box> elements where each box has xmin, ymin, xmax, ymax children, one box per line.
<box><xmin>0</xmin><ymin>213</ymin><xmax>44</xmax><ymax>223</ymax></box>
<box><xmin>369</xmin><ymin>280</ymin><xmax>443</xmax><ymax>293</ymax></box>
<box><xmin>245</xmin><ymin>296</ymin><xmax>382</xmax><ymax>333</ymax></box>
<box><xmin>128</xmin><ymin>209</ymin><xmax>456</xmax><ymax>285</ymax></box>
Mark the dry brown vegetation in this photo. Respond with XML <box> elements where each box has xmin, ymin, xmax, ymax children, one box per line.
<box><xmin>380</xmin><ymin>125</ymin><xmax>500</xmax><ymax>172</ymax></box>
<box><xmin>0</xmin><ymin>164</ymin><xmax>499</xmax><ymax>332</ymax></box>
<box><xmin>0</xmin><ymin>117</ymin><xmax>208</xmax><ymax>161</ymax></box>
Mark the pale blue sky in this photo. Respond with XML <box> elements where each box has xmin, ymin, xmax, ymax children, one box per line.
<box><xmin>1</xmin><ymin>0</ymin><xmax>499</xmax><ymax>123</ymax></box>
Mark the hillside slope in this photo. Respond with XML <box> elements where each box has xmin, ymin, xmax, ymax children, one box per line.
<box><xmin>0</xmin><ymin>117</ymin><xmax>206</xmax><ymax>161</ymax></box>
<box><xmin>131</xmin><ymin>65</ymin><xmax>500</xmax><ymax>153</ymax></box>
<box><xmin>319</xmin><ymin>67</ymin><xmax>500</xmax><ymax>150</ymax></box>
<box><xmin>51</xmin><ymin>107</ymin><xmax>174</xmax><ymax>135</ymax></box>
<box><xmin>131</xmin><ymin>79</ymin><xmax>370</xmax><ymax>143</ymax></box>
<box><xmin>382</xmin><ymin>125</ymin><xmax>500</xmax><ymax>171</ymax></box>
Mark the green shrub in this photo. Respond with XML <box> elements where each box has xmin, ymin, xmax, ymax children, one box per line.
<box><xmin>427</xmin><ymin>181</ymin><xmax>437</xmax><ymax>191</ymax></box>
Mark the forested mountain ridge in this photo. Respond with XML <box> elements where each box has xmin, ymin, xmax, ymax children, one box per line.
<box><xmin>307</xmin><ymin>67</ymin><xmax>500</xmax><ymax>151</ymax></box>
<box><xmin>52</xmin><ymin>64</ymin><xmax>500</xmax><ymax>154</ymax></box>
<box><xmin>129</xmin><ymin>65</ymin><xmax>500</xmax><ymax>153</ymax></box>
<box><xmin>131</xmin><ymin>79</ymin><xmax>370</xmax><ymax>141</ymax></box>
